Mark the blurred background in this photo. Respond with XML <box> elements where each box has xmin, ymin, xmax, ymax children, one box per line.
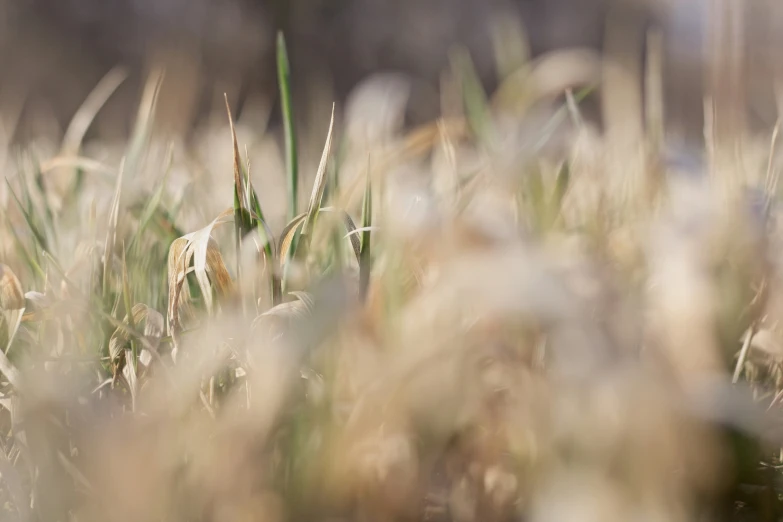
<box><xmin>4</xmin><ymin>0</ymin><xmax>781</xmax><ymax>147</ymax></box>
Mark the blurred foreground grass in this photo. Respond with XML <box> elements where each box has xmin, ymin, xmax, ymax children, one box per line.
<box><xmin>2</xmin><ymin>25</ymin><xmax>783</xmax><ymax>522</ymax></box>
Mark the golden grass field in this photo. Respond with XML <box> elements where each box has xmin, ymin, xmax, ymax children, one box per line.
<box><xmin>2</xmin><ymin>14</ymin><xmax>783</xmax><ymax>522</ymax></box>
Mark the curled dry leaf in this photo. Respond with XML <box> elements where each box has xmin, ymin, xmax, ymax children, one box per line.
<box><xmin>492</xmin><ymin>48</ymin><xmax>602</xmax><ymax>115</ymax></box>
<box><xmin>167</xmin><ymin>209</ymin><xmax>234</xmax><ymax>345</ymax></box>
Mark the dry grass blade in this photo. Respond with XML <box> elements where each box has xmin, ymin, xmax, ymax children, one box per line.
<box><xmin>203</xmin><ymin>238</ymin><xmax>234</xmax><ymax>301</ymax></box>
<box><xmin>107</xmin><ymin>303</ymin><xmax>160</xmax><ymax>412</ymax></box>
<box><xmin>39</xmin><ymin>156</ymin><xmax>115</xmax><ymax>183</ymax></box>
<box><xmin>123</xmin><ymin>346</ymin><xmax>139</xmax><ymax>410</ymax></box>
<box><xmin>224</xmin><ymin>94</ymin><xmax>247</xmax><ymax>209</ymax></box>
<box><xmin>167</xmin><ymin>237</ymin><xmax>193</xmax><ymax>340</ymax></box>
<box><xmin>191</xmin><ymin>235</ymin><xmax>234</xmax><ymax>316</ymax></box>
<box><xmin>109</xmin><ymin>303</ymin><xmax>165</xmax><ymax>367</ymax></box>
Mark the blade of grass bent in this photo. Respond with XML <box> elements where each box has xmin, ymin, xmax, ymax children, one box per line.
<box><xmin>62</xmin><ymin>67</ymin><xmax>128</xmax><ymax>154</ymax></box>
<box><xmin>279</xmin><ymin>207</ymin><xmax>360</xmax><ymax>272</ymax></box>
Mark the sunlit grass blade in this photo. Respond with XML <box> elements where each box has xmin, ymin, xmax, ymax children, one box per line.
<box><xmin>278</xmin><ymin>213</ymin><xmax>307</xmax><ymax>273</ymax></box>
<box><xmin>297</xmin><ymin>103</ymin><xmax>335</xmax><ymax>258</ymax></box>
<box><xmin>277</xmin><ymin>31</ymin><xmax>298</xmax><ymax>223</ymax></box>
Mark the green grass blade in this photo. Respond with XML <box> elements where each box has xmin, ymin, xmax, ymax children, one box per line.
<box><xmin>125</xmin><ymin>69</ymin><xmax>164</xmax><ymax>178</ymax></box>
<box><xmin>30</xmin><ymin>157</ymin><xmax>59</xmax><ymax>251</ymax></box>
<box><xmin>247</xmin><ymin>181</ymin><xmax>280</xmax><ymax>304</ymax></box>
<box><xmin>102</xmin><ymin>161</ymin><xmax>124</xmax><ymax>301</ymax></box>
<box><xmin>129</xmin><ymin>144</ymin><xmax>174</xmax><ymax>250</ymax></box>
<box><xmin>451</xmin><ymin>47</ymin><xmax>495</xmax><ymax>146</ymax></box>
<box><xmin>551</xmin><ymin>161</ymin><xmax>571</xmax><ymax>219</ymax></box>
<box><xmin>277</xmin><ymin>31</ymin><xmax>298</xmax><ymax>222</ymax></box>
<box><xmin>6</xmin><ymin>180</ymin><xmax>49</xmax><ymax>253</ymax></box>
<box><xmin>120</xmin><ymin>246</ymin><xmax>137</xmax><ymax>365</ymax></box>
<box><xmin>326</xmin><ymin>148</ymin><xmax>344</xmax><ymax>274</ymax></box>
<box><xmin>7</xmin><ymin>220</ymin><xmax>45</xmax><ymax>281</ymax></box>
<box><xmin>359</xmin><ymin>161</ymin><xmax>373</xmax><ymax>301</ymax></box>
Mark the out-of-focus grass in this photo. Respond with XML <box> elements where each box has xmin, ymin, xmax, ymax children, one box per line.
<box><xmin>2</xmin><ymin>22</ymin><xmax>783</xmax><ymax>522</ymax></box>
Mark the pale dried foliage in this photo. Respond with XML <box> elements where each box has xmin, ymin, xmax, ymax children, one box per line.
<box><xmin>2</xmin><ymin>18</ymin><xmax>783</xmax><ymax>522</ymax></box>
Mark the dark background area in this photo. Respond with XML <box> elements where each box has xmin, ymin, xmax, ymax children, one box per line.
<box><xmin>2</xmin><ymin>0</ymin><xmax>779</xmax><ymax>146</ymax></box>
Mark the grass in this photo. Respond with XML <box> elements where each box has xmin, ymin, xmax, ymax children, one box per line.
<box><xmin>1</xmin><ymin>24</ymin><xmax>783</xmax><ymax>522</ymax></box>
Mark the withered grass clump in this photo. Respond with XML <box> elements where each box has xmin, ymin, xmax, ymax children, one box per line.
<box><xmin>3</xmin><ymin>26</ymin><xmax>783</xmax><ymax>522</ymax></box>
